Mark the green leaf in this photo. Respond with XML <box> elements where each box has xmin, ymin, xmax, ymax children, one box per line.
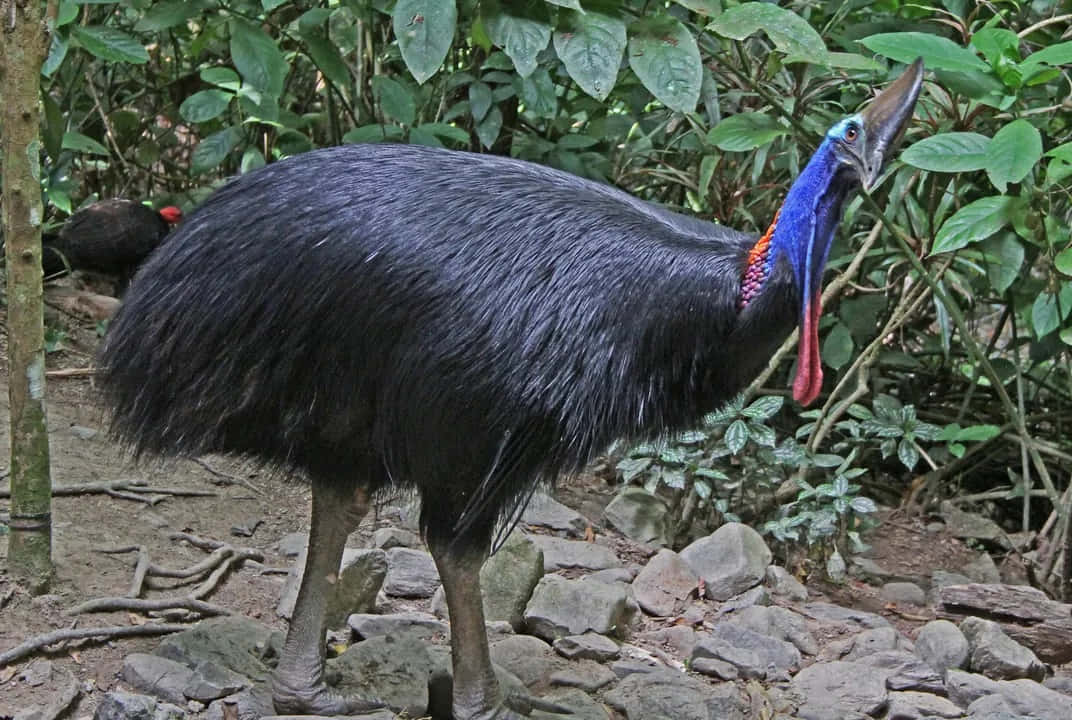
<box><xmin>706</xmin><ymin>112</ymin><xmax>787</xmax><ymax>152</ymax></box>
<box><xmin>982</xmin><ymin>234</ymin><xmax>1024</xmax><ymax>294</ymax></box>
<box><xmin>230</xmin><ymin>19</ymin><xmax>287</xmax><ymax>97</ymax></box>
<box><xmin>201</xmin><ymin>67</ymin><xmax>242</xmax><ymax>91</ymax></box>
<box><xmin>985</xmin><ymin>119</ymin><xmax>1042</xmax><ymax>193</ymax></box>
<box><xmin>545</xmin><ymin>0</ymin><xmax>583</xmax><ymax>8</ymax></box>
<box><xmin>553</xmin><ymin>8</ymin><xmax>626</xmax><ymax>102</ymax></box>
<box><xmin>71</xmin><ymin>26</ymin><xmax>149</xmax><ymax>64</ymax></box>
<box><xmin>469</xmin><ymin>82</ymin><xmax>493</xmax><ymax>122</ymax></box>
<box><xmin>628</xmin><ymin>16</ymin><xmax>702</xmax><ymax>113</ymax></box>
<box><xmin>971</xmin><ymin>28</ymin><xmax>1020</xmax><ymax>67</ymax></box>
<box><xmin>708</xmin><ymin>3</ymin><xmax>826</xmax><ymax>63</ymax></box>
<box><xmin>818</xmin><ymin>52</ymin><xmax>882</xmax><ymax>71</ymax></box>
<box><xmin>1032</xmin><ymin>292</ymin><xmax>1061</xmax><ymax>337</ymax></box>
<box><xmin>897</xmin><ymin>438</ymin><xmax>919</xmax><ymax>470</ymax></box>
<box><xmin>418</xmin><ymin>122</ymin><xmax>470</xmax><ymax>145</ymax></box>
<box><xmin>191</xmin><ymin>126</ymin><xmax>242</xmax><ymax>174</ymax></box>
<box><xmin>850</xmin><ymin>496</ymin><xmax>877</xmax><ymax>514</ymax></box>
<box><xmin>931</xmin><ymin>196</ymin><xmax>1016</xmax><ymax>255</ymax></box>
<box><xmin>61</xmin><ymin>131</ymin><xmax>109</xmax><ymax>156</ymax></box>
<box><xmin>518</xmin><ymin>68</ymin><xmax>557</xmax><ymax>118</ymax></box>
<box><xmin>134</xmin><ymin>0</ymin><xmax>204</xmax><ymax>31</ymax></box>
<box><xmin>476</xmin><ymin>105</ymin><xmax>503</xmax><ymax>149</ymax></box>
<box><xmin>343</xmin><ymin>124</ymin><xmax>405</xmax><ymax>144</ymax></box>
<box><xmin>747</xmin><ymin>422</ymin><xmax>777</xmax><ymax>447</ymax></box>
<box><xmin>393</xmin><ymin>0</ymin><xmax>457</xmax><ymax>84</ymax></box>
<box><xmin>672</xmin><ymin>0</ymin><xmax>720</xmax><ymax>14</ymax></box>
<box><xmin>42</xmin><ymin>32</ymin><xmax>69</xmax><ymax>78</ymax></box>
<box><xmin>811</xmin><ymin>453</ymin><xmax>843</xmax><ymax>468</ymax></box>
<box><xmin>953</xmin><ymin>424</ymin><xmax>1002</xmax><ymax>442</ymax></box>
<box><xmin>240</xmin><ymin>146</ymin><xmax>265</xmax><ymax>174</ymax></box>
<box><xmin>1061</xmin><ymin>327</ymin><xmax>1072</xmax><ymax>347</ymax></box>
<box><xmin>901</xmin><ymin>132</ymin><xmax>990</xmax><ymax>172</ymax></box>
<box><xmin>301</xmin><ymin>32</ymin><xmax>352</xmax><ymax>90</ymax></box>
<box><xmin>484</xmin><ymin>0</ymin><xmax>552</xmax><ymax>78</ymax></box>
<box><xmin>372</xmin><ymin>76</ymin><xmax>416</xmax><ymax>125</ymax></box>
<box><xmin>742</xmin><ymin>395</ymin><xmax>783</xmax><ymax>420</ymax></box>
<box><xmin>724</xmin><ymin>419</ymin><xmax>749</xmax><ymax>454</ymax></box>
<box><xmin>1055</xmin><ymin>248</ymin><xmax>1072</xmax><ymax>277</ymax></box>
<box><xmin>262</xmin><ymin>0</ymin><xmax>288</xmax><ymax>10</ymax></box>
<box><xmin>1019</xmin><ymin>41</ymin><xmax>1072</xmax><ymax>72</ymax></box>
<box><xmin>822</xmin><ymin>322</ymin><xmax>854</xmax><ymax>370</ymax></box>
<box><xmin>616</xmin><ymin>457</ymin><xmax>651</xmax><ymax>482</ymax></box>
<box><xmin>408</xmin><ymin>126</ymin><xmax>443</xmax><ymax>147</ymax></box>
<box><xmin>180</xmin><ymin>89</ymin><xmax>232</xmax><ymax>123</ymax></box>
<box><xmin>858</xmin><ymin>32</ymin><xmax>988</xmax><ymax>74</ymax></box>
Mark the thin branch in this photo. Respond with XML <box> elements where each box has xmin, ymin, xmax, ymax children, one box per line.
<box><xmin>0</xmin><ymin>624</ymin><xmax>188</xmax><ymax>667</ymax></box>
<box><xmin>0</xmin><ymin>480</ymin><xmax>218</xmax><ymax>500</ymax></box>
<box><xmin>1018</xmin><ymin>13</ymin><xmax>1072</xmax><ymax>37</ymax></box>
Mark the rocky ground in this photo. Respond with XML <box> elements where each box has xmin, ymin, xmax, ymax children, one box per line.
<box><xmin>0</xmin><ymin>317</ymin><xmax>1069</xmax><ymax>720</ymax></box>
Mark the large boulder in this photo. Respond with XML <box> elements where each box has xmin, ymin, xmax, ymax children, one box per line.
<box><xmin>679</xmin><ymin>523</ymin><xmax>771</xmax><ymax>600</ymax></box>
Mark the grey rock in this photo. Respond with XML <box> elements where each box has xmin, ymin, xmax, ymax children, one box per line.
<box><xmin>887</xmin><ymin>690</ymin><xmax>964</xmax><ymax>719</ymax></box>
<box><xmin>531</xmin><ymin>688</ymin><xmax>612</xmax><ymax>720</ymax></box>
<box><xmin>120</xmin><ymin>654</ymin><xmax>200</xmax><ymax>705</ymax></box>
<box><xmin>521</xmin><ymin>492</ymin><xmax>589</xmax><ymax>537</ymax></box>
<box><xmin>261</xmin><ymin>714</ymin><xmax>396</xmax><ymax>720</ymax></box>
<box><xmin>881</xmin><ymin>581</ymin><xmax>927</xmax><ymax>606</ymax></box>
<box><xmin>821</xmin><ymin>626</ymin><xmax>912</xmax><ymax>662</ymax></box>
<box><xmin>204</xmin><ymin>684</ymin><xmax>274</xmax><ymax>720</ymax></box>
<box><xmin>426</xmin><ymin>647</ymin><xmax>532</xmax><ymax>720</ymax></box>
<box><xmin>632</xmin><ymin>548</ymin><xmax>698</xmax><ymax>617</ymax></box>
<box><xmin>791</xmin><ymin>661</ymin><xmax>890</xmax><ymax>720</ymax></box>
<box><xmin>610</xmin><ymin>659</ymin><xmax>660</xmax><ymax>678</ymax></box>
<box><xmin>643</xmin><ymin>625</ymin><xmax>699</xmax><ymax>658</ymax></box>
<box><xmin>585</xmin><ymin>567</ymin><xmax>636</xmax><ymax>585</ymax></box>
<box><xmin>603</xmin><ymin>486</ymin><xmax>669</xmax><ymax>546</ymax></box>
<box><xmin>481</xmin><ymin>531</ymin><xmax>545</xmax><ymax>629</ymax></box>
<box><xmin>965</xmin><ymin>694</ymin><xmax>1021</xmax><ymax>718</ymax></box>
<box><xmin>946</xmin><ymin>669</ymin><xmax>1001</xmax><ymax>708</ymax></box>
<box><xmin>70</xmin><ymin>425</ymin><xmax>98</xmax><ymax>440</ymax></box>
<box><xmin>274</xmin><ymin>532</ymin><xmax>306</xmax><ymax>558</ymax></box>
<box><xmin>329</xmin><ymin>633</ymin><xmax>432</xmax><ymax>717</ymax></box>
<box><xmin>528</xmin><ymin>535</ymin><xmax>622</xmax><ymax>572</ymax></box>
<box><xmin>916</xmin><ymin>619</ymin><xmax>970</xmax><ymax>673</ymax></box>
<box><xmin>941</xmin><ymin>501</ymin><xmax>1005</xmax><ymax>544</ymax></box>
<box><xmin>549</xmin><ymin>661</ymin><xmax>618</xmax><ymax>692</ymax></box>
<box><xmin>524</xmin><ymin>574</ymin><xmax>630</xmax><ymax>641</ymax></box>
<box><xmin>989</xmin><ymin>678</ymin><xmax>1072</xmax><ymax>720</ymax></box>
<box><xmin>371</xmin><ymin>527</ymin><xmax>421</xmax><ymax>550</ymax></box>
<box><xmin>155</xmin><ymin>617</ymin><xmax>281</xmax><ymax>684</ymax></box>
<box><xmin>851</xmin><ymin>557</ymin><xmax>894</xmax><ymax>585</ymax></box>
<box><xmin>725</xmin><ymin>605</ymin><xmax>818</xmax><ymax>655</ymax></box>
<box><xmin>964</xmin><ymin>553</ymin><xmax>1003</xmax><ymax>584</ymax></box>
<box><xmin>859</xmin><ymin>650</ymin><xmax>945</xmax><ymax>693</ymax></box>
<box><xmin>802</xmin><ymin>602</ymin><xmax>889</xmax><ymax>629</ymax></box>
<box><xmin>765</xmin><ymin>564</ymin><xmax>808</xmax><ymax>601</ymax></box>
<box><xmin>718</xmin><ymin>584</ymin><xmax>770</xmax><ymax>612</ymax></box>
<box><xmin>691</xmin><ymin>622</ymin><xmax>800</xmax><ymax>679</ymax></box>
<box><xmin>93</xmin><ymin>693</ymin><xmax>184</xmax><ymax>720</ymax></box>
<box><xmin>962</xmin><ymin>616</ymin><xmax>1046</xmax><ymax>681</ymax></box>
<box><xmin>1044</xmin><ymin>675</ymin><xmax>1072</xmax><ymax>695</ymax></box>
<box><xmin>553</xmin><ymin>633</ymin><xmax>620</xmax><ymax>661</ymax></box>
<box><xmin>17</xmin><ymin>660</ymin><xmax>52</xmax><ymax>687</ymax></box>
<box><xmin>933</xmin><ymin>570</ymin><xmax>973</xmax><ymax>589</ymax></box>
<box><xmin>489</xmin><ymin>634</ymin><xmax>563</xmax><ymax>689</ymax></box>
<box><xmin>604</xmin><ymin>669</ymin><xmax>749</xmax><ymax>720</ymax></box>
<box><xmin>347</xmin><ymin>611</ymin><xmax>447</xmax><ymax>640</ymax></box>
<box><xmin>278</xmin><ymin>547</ymin><xmax>386</xmax><ymax>623</ymax></box>
<box><xmin>383</xmin><ymin>547</ymin><xmax>439</xmax><ymax>598</ymax></box>
<box><xmin>679</xmin><ymin>522</ymin><xmax>772</xmax><ymax>600</ymax></box>
<box><xmin>691</xmin><ymin>656</ymin><xmax>739</xmax><ymax>680</ymax></box>
<box><xmin>183</xmin><ymin>660</ymin><xmax>248</xmax><ymax>702</ymax></box>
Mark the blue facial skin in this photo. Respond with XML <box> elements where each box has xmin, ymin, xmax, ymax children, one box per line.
<box><xmin>767</xmin><ymin>116</ymin><xmax>867</xmax><ymax>312</ymax></box>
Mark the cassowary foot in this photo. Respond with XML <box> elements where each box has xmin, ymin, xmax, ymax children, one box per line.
<box><xmin>271</xmin><ymin>675</ymin><xmax>384</xmax><ymax>715</ymax></box>
<box><xmin>462</xmin><ymin>692</ymin><xmax>573</xmax><ymax>720</ymax></box>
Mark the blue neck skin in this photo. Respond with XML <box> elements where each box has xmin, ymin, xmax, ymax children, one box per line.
<box><xmin>768</xmin><ymin>128</ymin><xmax>857</xmax><ymax>307</ymax></box>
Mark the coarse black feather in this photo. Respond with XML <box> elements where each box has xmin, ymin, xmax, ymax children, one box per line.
<box><xmin>98</xmin><ymin>143</ymin><xmax>798</xmax><ymax>547</ymax></box>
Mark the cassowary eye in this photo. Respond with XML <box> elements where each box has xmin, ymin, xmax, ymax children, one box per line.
<box><xmin>844</xmin><ymin>125</ymin><xmax>859</xmax><ymax>142</ymax></box>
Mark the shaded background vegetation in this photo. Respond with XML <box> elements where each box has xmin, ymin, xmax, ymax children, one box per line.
<box><xmin>13</xmin><ymin>0</ymin><xmax>1072</xmax><ymax>593</ymax></box>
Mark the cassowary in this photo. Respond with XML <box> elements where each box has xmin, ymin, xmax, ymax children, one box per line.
<box><xmin>98</xmin><ymin>61</ymin><xmax>923</xmax><ymax>718</ymax></box>
<box><xmin>42</xmin><ymin>199</ymin><xmax>182</xmax><ymax>292</ymax></box>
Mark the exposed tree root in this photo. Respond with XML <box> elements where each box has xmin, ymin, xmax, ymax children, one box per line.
<box><xmin>0</xmin><ymin>624</ymin><xmax>187</xmax><ymax>667</ymax></box>
<box><xmin>0</xmin><ymin>479</ymin><xmax>217</xmax><ymax>505</ymax></box>
<box><xmin>190</xmin><ymin>457</ymin><xmax>263</xmax><ymax>494</ymax></box>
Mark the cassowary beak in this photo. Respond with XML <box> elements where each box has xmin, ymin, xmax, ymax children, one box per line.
<box><xmin>855</xmin><ymin>58</ymin><xmax>924</xmax><ymax>189</ymax></box>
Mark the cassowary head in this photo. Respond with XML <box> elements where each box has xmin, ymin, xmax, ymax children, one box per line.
<box><xmin>765</xmin><ymin>59</ymin><xmax>923</xmax><ymax>406</ymax></box>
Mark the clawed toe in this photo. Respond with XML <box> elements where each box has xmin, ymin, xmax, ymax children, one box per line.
<box><xmin>272</xmin><ymin>677</ymin><xmax>384</xmax><ymax>715</ymax></box>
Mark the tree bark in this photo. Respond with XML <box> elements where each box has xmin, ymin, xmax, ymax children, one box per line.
<box><xmin>1</xmin><ymin>0</ymin><xmax>58</xmax><ymax>594</ymax></box>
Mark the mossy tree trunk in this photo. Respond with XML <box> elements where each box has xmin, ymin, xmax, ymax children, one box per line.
<box><xmin>1</xmin><ymin>0</ymin><xmax>59</xmax><ymax>594</ymax></box>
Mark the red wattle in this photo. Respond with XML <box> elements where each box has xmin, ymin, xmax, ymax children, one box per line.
<box><xmin>792</xmin><ymin>295</ymin><xmax>823</xmax><ymax>406</ymax></box>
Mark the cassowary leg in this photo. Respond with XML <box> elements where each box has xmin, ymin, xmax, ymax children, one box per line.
<box><xmin>272</xmin><ymin>478</ymin><xmax>380</xmax><ymax>714</ymax></box>
<box><xmin>428</xmin><ymin>538</ymin><xmax>526</xmax><ymax>720</ymax></box>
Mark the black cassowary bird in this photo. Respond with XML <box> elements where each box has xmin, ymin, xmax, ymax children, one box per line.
<box><xmin>42</xmin><ymin>199</ymin><xmax>183</xmax><ymax>292</ymax></box>
<box><xmin>98</xmin><ymin>61</ymin><xmax>923</xmax><ymax>718</ymax></box>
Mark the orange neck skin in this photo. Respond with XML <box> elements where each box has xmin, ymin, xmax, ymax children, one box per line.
<box><xmin>737</xmin><ymin>209</ymin><xmax>780</xmax><ymax>311</ymax></box>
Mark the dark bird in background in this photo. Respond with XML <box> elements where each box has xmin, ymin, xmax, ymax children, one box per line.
<box><xmin>42</xmin><ymin>199</ymin><xmax>182</xmax><ymax>293</ymax></box>
<box><xmin>98</xmin><ymin>61</ymin><xmax>923</xmax><ymax>719</ymax></box>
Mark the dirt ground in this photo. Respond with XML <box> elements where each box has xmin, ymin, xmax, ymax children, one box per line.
<box><xmin>0</xmin><ymin>298</ymin><xmax>1015</xmax><ymax>718</ymax></box>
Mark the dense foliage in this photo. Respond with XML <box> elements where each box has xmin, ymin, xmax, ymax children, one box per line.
<box><xmin>21</xmin><ymin>0</ymin><xmax>1072</xmax><ymax>590</ymax></box>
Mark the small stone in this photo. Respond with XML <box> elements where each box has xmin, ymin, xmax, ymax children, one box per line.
<box><xmin>274</xmin><ymin>532</ymin><xmax>307</xmax><ymax>557</ymax></box>
<box><xmin>602</xmin><ymin>487</ymin><xmax>669</xmax><ymax>546</ymax></box>
<box><xmin>383</xmin><ymin>547</ymin><xmax>440</xmax><ymax>598</ymax></box>
<box><xmin>963</xmin><ymin>553</ymin><xmax>1002</xmax><ymax>584</ymax></box>
<box><xmin>528</xmin><ymin>536</ymin><xmax>622</xmax><ymax>572</ymax></box>
<box><xmin>679</xmin><ymin>523</ymin><xmax>772</xmax><ymax>601</ymax></box>
<box><xmin>548</xmin><ymin>662</ymin><xmax>617</xmax><ymax>692</ymax></box>
<box><xmin>585</xmin><ymin>567</ymin><xmax>636</xmax><ymax>585</ymax></box>
<box><xmin>489</xmin><ymin>635</ymin><xmax>563</xmax><ymax>689</ymax></box>
<box><xmin>69</xmin><ymin>425</ymin><xmax>98</xmax><ymax>440</ymax></box>
<box><xmin>553</xmin><ymin>633</ymin><xmax>620</xmax><ymax>662</ymax></box>
<box><xmin>887</xmin><ymin>690</ymin><xmax>963</xmax><ymax>719</ymax></box>
<box><xmin>851</xmin><ymin>557</ymin><xmax>893</xmax><ymax>585</ymax></box>
<box><xmin>961</xmin><ymin>616</ymin><xmax>1045</xmax><ymax>681</ymax></box>
<box><xmin>17</xmin><ymin>660</ymin><xmax>53</xmax><ymax>687</ymax></box>
<box><xmin>521</xmin><ymin>492</ymin><xmax>589</xmax><ymax>537</ymax></box>
<box><xmin>371</xmin><ymin>527</ymin><xmax>421</xmax><ymax>550</ymax></box>
<box><xmin>791</xmin><ymin>661</ymin><xmax>890</xmax><ymax>719</ymax></box>
<box><xmin>945</xmin><ymin>669</ymin><xmax>1000</xmax><ymax>708</ymax></box>
<box><xmin>524</xmin><ymin>575</ymin><xmax>630</xmax><ymax>642</ymax></box>
<box><xmin>915</xmin><ymin>619</ymin><xmax>970</xmax><ymax>673</ymax></box>
<box><xmin>691</xmin><ymin>656</ymin><xmax>739</xmax><ymax>680</ymax></box>
<box><xmin>881</xmin><ymin>581</ymin><xmax>926</xmax><ymax>606</ymax></box>
<box><xmin>643</xmin><ymin>625</ymin><xmax>699</xmax><ymax>658</ymax></box>
<box><xmin>765</xmin><ymin>565</ymin><xmax>808</xmax><ymax>601</ymax></box>
<box><xmin>348</xmin><ymin>611</ymin><xmax>447</xmax><ymax>641</ymax></box>
<box><xmin>631</xmin><ymin>548</ymin><xmax>698</xmax><ymax>617</ymax></box>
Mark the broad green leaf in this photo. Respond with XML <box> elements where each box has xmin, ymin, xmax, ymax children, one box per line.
<box><xmin>545</xmin><ymin>0</ymin><xmax>583</xmax><ymax>9</ymax></box>
<box><xmin>747</xmin><ymin>422</ymin><xmax>777</xmax><ymax>447</ymax></box>
<box><xmin>811</xmin><ymin>454</ymin><xmax>844</xmax><ymax>468</ymax></box>
<box><xmin>951</xmin><ymin>424</ymin><xmax>1001</xmax><ymax>442</ymax></box>
<box><xmin>1019</xmin><ymin>41</ymin><xmax>1072</xmax><ymax>71</ymax></box>
<box><xmin>372</xmin><ymin>76</ymin><xmax>416</xmax><ymax>125</ymax></box>
<box><xmin>709</xmin><ymin>3</ymin><xmax>826</xmax><ymax>63</ymax></box>
<box><xmin>897</xmin><ymin>439</ymin><xmax>919</xmax><ymax>470</ymax></box>
<box><xmin>484</xmin><ymin>0</ymin><xmax>552</xmax><ymax>78</ymax></box>
<box><xmin>1055</xmin><ymin>248</ymin><xmax>1072</xmax><ymax>276</ymax></box>
<box><xmin>230</xmin><ymin>20</ymin><xmax>287</xmax><ymax>97</ymax></box>
<box><xmin>469</xmin><ymin>82</ymin><xmax>492</xmax><ymax>121</ymax></box>
<box><xmin>202</xmin><ymin>67</ymin><xmax>242</xmax><ymax>91</ymax></box>
<box><xmin>823</xmin><ymin>322</ymin><xmax>854</xmax><ymax>370</ymax></box>
<box><xmin>42</xmin><ymin>32</ymin><xmax>69</xmax><ymax>78</ymax></box>
<box><xmin>42</xmin><ymin>94</ymin><xmax>63</xmax><ymax>160</ymax></box>
<box><xmin>191</xmin><ymin>126</ymin><xmax>242</xmax><ymax>174</ymax></box>
<box><xmin>180</xmin><ymin>89</ymin><xmax>232</xmax><ymax>123</ymax></box>
<box><xmin>553</xmin><ymin>8</ymin><xmax>626</xmax><ymax>101</ymax></box>
<box><xmin>476</xmin><ymin>105</ymin><xmax>503</xmax><ymax>148</ymax></box>
<box><xmin>518</xmin><ymin>68</ymin><xmax>557</xmax><ymax>118</ymax></box>
<box><xmin>557</xmin><ymin>134</ymin><xmax>599</xmax><ymax>149</ymax></box>
<box><xmin>628</xmin><ymin>16</ymin><xmax>702</xmax><ymax>113</ymax></box>
<box><xmin>672</xmin><ymin>0</ymin><xmax>720</xmax><ymax>14</ymax></box>
<box><xmin>57</xmin><ymin>1</ymin><xmax>78</xmax><ymax>26</ymax></box>
<box><xmin>724</xmin><ymin>419</ymin><xmax>749</xmax><ymax>454</ymax></box>
<box><xmin>817</xmin><ymin>52</ymin><xmax>882</xmax><ymax>71</ymax></box>
<box><xmin>981</xmin><ymin>234</ymin><xmax>1024</xmax><ymax>294</ymax></box>
<box><xmin>858</xmin><ymin>32</ymin><xmax>988</xmax><ymax>74</ymax></box>
<box><xmin>418</xmin><ymin>123</ymin><xmax>470</xmax><ymax>145</ymax></box>
<box><xmin>707</xmin><ymin>112</ymin><xmax>787</xmax><ymax>152</ymax></box>
<box><xmin>901</xmin><ymin>132</ymin><xmax>990</xmax><ymax>172</ymax></box>
<box><xmin>262</xmin><ymin>0</ymin><xmax>288</xmax><ymax>10</ymax></box>
<box><xmin>931</xmin><ymin>196</ymin><xmax>1015</xmax><ymax>254</ymax></box>
<box><xmin>1032</xmin><ymin>292</ymin><xmax>1062</xmax><ymax>337</ymax></box>
<box><xmin>393</xmin><ymin>0</ymin><xmax>457</xmax><ymax>84</ymax></box>
<box><xmin>343</xmin><ymin>124</ymin><xmax>405</xmax><ymax>144</ymax></box>
<box><xmin>61</xmin><ymin>131</ymin><xmax>109</xmax><ymax>156</ymax></box>
<box><xmin>985</xmin><ymin>119</ymin><xmax>1042</xmax><ymax>193</ymax></box>
<box><xmin>742</xmin><ymin>395</ymin><xmax>783</xmax><ymax>420</ymax></box>
<box><xmin>134</xmin><ymin>0</ymin><xmax>205</xmax><ymax>31</ymax></box>
<box><xmin>301</xmin><ymin>32</ymin><xmax>352</xmax><ymax>89</ymax></box>
<box><xmin>240</xmin><ymin>146</ymin><xmax>265</xmax><ymax>174</ymax></box>
<box><xmin>971</xmin><ymin>28</ymin><xmax>1020</xmax><ymax>67</ymax></box>
<box><xmin>1061</xmin><ymin>327</ymin><xmax>1072</xmax><ymax>346</ymax></box>
<box><xmin>1046</xmin><ymin>141</ymin><xmax>1072</xmax><ymax>163</ymax></box>
<box><xmin>850</xmin><ymin>496</ymin><xmax>877</xmax><ymax>514</ymax></box>
<box><xmin>408</xmin><ymin>126</ymin><xmax>443</xmax><ymax>147</ymax></box>
<box><xmin>71</xmin><ymin>26</ymin><xmax>149</xmax><ymax>64</ymax></box>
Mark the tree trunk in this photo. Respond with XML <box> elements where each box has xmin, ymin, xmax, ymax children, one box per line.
<box><xmin>1</xmin><ymin>0</ymin><xmax>58</xmax><ymax>594</ymax></box>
